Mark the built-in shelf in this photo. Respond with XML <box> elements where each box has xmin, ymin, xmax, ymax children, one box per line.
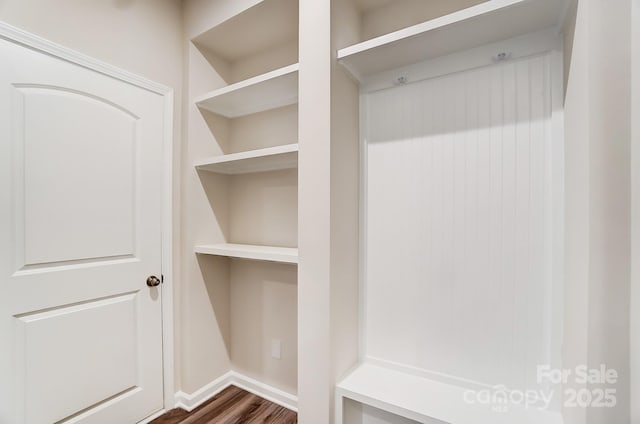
<box><xmin>195</xmin><ymin>144</ymin><xmax>299</xmax><ymax>175</ymax></box>
<box><xmin>191</xmin><ymin>0</ymin><xmax>298</xmax><ymax>64</ymax></box>
<box><xmin>336</xmin><ymin>362</ymin><xmax>563</xmax><ymax>424</ymax></box>
<box><xmin>195</xmin><ymin>243</ymin><xmax>298</xmax><ymax>264</ymax></box>
<box><xmin>337</xmin><ymin>0</ymin><xmax>569</xmax><ymax>80</ymax></box>
<box><xmin>195</xmin><ymin>64</ymin><xmax>299</xmax><ymax>118</ymax></box>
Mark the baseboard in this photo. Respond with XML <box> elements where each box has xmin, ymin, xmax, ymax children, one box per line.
<box><xmin>174</xmin><ymin>371</ymin><xmax>234</xmax><ymax>412</ymax></box>
<box><xmin>228</xmin><ymin>371</ymin><xmax>298</xmax><ymax>412</ymax></box>
<box><xmin>173</xmin><ymin>371</ymin><xmax>298</xmax><ymax>413</ymax></box>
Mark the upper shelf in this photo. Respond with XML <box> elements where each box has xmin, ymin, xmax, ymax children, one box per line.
<box><xmin>191</xmin><ymin>0</ymin><xmax>299</xmax><ymax>64</ymax></box>
<box><xmin>195</xmin><ymin>143</ymin><xmax>299</xmax><ymax>175</ymax></box>
<box><xmin>337</xmin><ymin>0</ymin><xmax>569</xmax><ymax>80</ymax></box>
<box><xmin>195</xmin><ymin>64</ymin><xmax>299</xmax><ymax>118</ymax></box>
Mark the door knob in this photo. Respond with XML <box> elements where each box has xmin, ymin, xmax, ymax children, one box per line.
<box><xmin>146</xmin><ymin>275</ymin><xmax>161</xmax><ymax>287</ymax></box>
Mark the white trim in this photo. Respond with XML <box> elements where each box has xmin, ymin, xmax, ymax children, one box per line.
<box><xmin>631</xmin><ymin>0</ymin><xmax>640</xmax><ymax>422</ymax></box>
<box><xmin>549</xmin><ymin>37</ymin><xmax>566</xmax><ymax>389</ymax></box>
<box><xmin>0</xmin><ymin>22</ymin><xmax>170</xmax><ymax>95</ymax></box>
<box><xmin>358</xmin><ymin>91</ymin><xmax>368</xmax><ymax>363</ymax></box>
<box><xmin>0</xmin><ymin>20</ymin><xmax>176</xmax><ymax>418</ymax></box>
<box><xmin>174</xmin><ymin>371</ymin><xmax>298</xmax><ymax>413</ymax></box>
<box><xmin>230</xmin><ymin>371</ymin><xmax>298</xmax><ymax>412</ymax></box>
<box><xmin>174</xmin><ymin>372</ymin><xmax>235</xmax><ymax>412</ymax></box>
<box><xmin>160</xmin><ymin>87</ymin><xmax>176</xmax><ymax>412</ymax></box>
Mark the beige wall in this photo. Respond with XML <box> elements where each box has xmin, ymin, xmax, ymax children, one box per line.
<box><xmin>563</xmin><ymin>0</ymin><xmax>632</xmax><ymax>422</ymax></box>
<box><xmin>632</xmin><ymin>0</ymin><xmax>640</xmax><ymax>422</ymax></box>
<box><xmin>360</xmin><ymin>0</ymin><xmax>487</xmax><ymax>41</ymax></box>
<box><xmin>0</xmin><ymin>0</ymin><xmax>182</xmax><ymax>88</ymax></box>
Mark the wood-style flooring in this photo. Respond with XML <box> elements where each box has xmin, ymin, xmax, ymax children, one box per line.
<box><xmin>150</xmin><ymin>386</ymin><xmax>297</xmax><ymax>424</ymax></box>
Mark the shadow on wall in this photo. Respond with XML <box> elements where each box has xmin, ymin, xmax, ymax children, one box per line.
<box><xmin>229</xmin><ymin>259</ymin><xmax>298</xmax><ymax>393</ymax></box>
<box><xmin>563</xmin><ymin>0</ymin><xmax>578</xmax><ymax>101</ymax></box>
<box><xmin>366</xmin><ymin>55</ymin><xmax>549</xmax><ymax>145</ymax></box>
<box><xmin>196</xmin><ymin>254</ymin><xmax>232</xmax><ymax>358</ymax></box>
<box><xmin>196</xmin><ymin>169</ymin><xmax>231</xmax><ymax>241</ymax></box>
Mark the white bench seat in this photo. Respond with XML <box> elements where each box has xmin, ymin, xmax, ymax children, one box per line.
<box><xmin>335</xmin><ymin>362</ymin><xmax>563</xmax><ymax>424</ymax></box>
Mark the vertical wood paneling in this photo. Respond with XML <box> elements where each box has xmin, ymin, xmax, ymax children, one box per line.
<box><xmin>365</xmin><ymin>53</ymin><xmax>556</xmax><ymax>391</ymax></box>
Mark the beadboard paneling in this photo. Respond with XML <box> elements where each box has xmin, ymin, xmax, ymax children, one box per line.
<box><xmin>364</xmin><ymin>53</ymin><xmax>556</xmax><ymax>391</ymax></box>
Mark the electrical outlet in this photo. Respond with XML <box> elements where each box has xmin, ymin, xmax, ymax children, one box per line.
<box><xmin>271</xmin><ymin>339</ymin><xmax>281</xmax><ymax>360</ymax></box>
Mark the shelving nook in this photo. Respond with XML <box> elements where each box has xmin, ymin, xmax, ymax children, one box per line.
<box><xmin>186</xmin><ymin>0</ymin><xmax>300</xmax><ymax>408</ymax></box>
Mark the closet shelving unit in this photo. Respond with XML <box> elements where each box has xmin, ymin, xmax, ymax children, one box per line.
<box><xmin>193</xmin><ymin>0</ymin><xmax>299</xmax><ymax>264</ymax></box>
<box><xmin>335</xmin><ymin>0</ymin><xmax>569</xmax><ymax>423</ymax></box>
<box><xmin>338</xmin><ymin>0</ymin><xmax>567</xmax><ymax>81</ymax></box>
<box><xmin>189</xmin><ymin>0</ymin><xmax>299</xmax><ymax>407</ymax></box>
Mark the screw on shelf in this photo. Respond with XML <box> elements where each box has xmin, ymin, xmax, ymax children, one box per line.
<box><xmin>394</xmin><ymin>76</ymin><xmax>408</xmax><ymax>86</ymax></box>
<box><xmin>493</xmin><ymin>52</ymin><xmax>512</xmax><ymax>62</ymax></box>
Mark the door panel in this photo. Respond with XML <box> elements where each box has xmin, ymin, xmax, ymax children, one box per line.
<box><xmin>17</xmin><ymin>293</ymin><xmax>138</xmax><ymax>424</ymax></box>
<box><xmin>16</xmin><ymin>85</ymin><xmax>137</xmax><ymax>266</ymax></box>
<box><xmin>0</xmin><ymin>37</ymin><xmax>165</xmax><ymax>424</ymax></box>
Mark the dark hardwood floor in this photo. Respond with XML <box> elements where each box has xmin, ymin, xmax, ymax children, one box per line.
<box><xmin>150</xmin><ymin>386</ymin><xmax>297</xmax><ymax>424</ymax></box>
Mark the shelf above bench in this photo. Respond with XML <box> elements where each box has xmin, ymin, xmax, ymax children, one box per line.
<box><xmin>337</xmin><ymin>0</ymin><xmax>569</xmax><ymax>80</ymax></box>
<box><xmin>195</xmin><ymin>243</ymin><xmax>298</xmax><ymax>264</ymax></box>
<box><xmin>195</xmin><ymin>144</ymin><xmax>298</xmax><ymax>175</ymax></box>
<box><xmin>195</xmin><ymin>63</ymin><xmax>299</xmax><ymax>118</ymax></box>
<box><xmin>336</xmin><ymin>362</ymin><xmax>563</xmax><ymax>424</ymax></box>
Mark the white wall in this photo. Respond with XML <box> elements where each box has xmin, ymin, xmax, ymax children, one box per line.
<box><xmin>562</xmin><ymin>1</ymin><xmax>589</xmax><ymax>423</ymax></box>
<box><xmin>0</xmin><ymin>0</ymin><xmax>184</xmax><ymax>402</ymax></box>
<box><xmin>585</xmin><ymin>0</ymin><xmax>631</xmax><ymax>422</ymax></box>
<box><xmin>298</xmin><ymin>0</ymin><xmax>332</xmax><ymax>420</ymax></box>
<box><xmin>563</xmin><ymin>0</ymin><xmax>632</xmax><ymax>422</ymax></box>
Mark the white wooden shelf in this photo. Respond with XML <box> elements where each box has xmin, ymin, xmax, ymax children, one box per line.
<box><xmin>195</xmin><ymin>64</ymin><xmax>299</xmax><ymax>118</ymax></box>
<box><xmin>337</xmin><ymin>0</ymin><xmax>569</xmax><ymax>80</ymax></box>
<box><xmin>191</xmin><ymin>0</ymin><xmax>298</xmax><ymax>64</ymax></box>
<box><xmin>195</xmin><ymin>144</ymin><xmax>299</xmax><ymax>175</ymax></box>
<box><xmin>336</xmin><ymin>362</ymin><xmax>563</xmax><ymax>424</ymax></box>
<box><xmin>195</xmin><ymin>243</ymin><xmax>298</xmax><ymax>264</ymax></box>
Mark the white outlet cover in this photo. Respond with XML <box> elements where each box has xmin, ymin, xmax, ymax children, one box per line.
<box><xmin>271</xmin><ymin>339</ymin><xmax>281</xmax><ymax>360</ymax></box>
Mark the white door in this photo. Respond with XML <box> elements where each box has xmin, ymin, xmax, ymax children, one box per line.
<box><xmin>0</xmin><ymin>37</ymin><xmax>165</xmax><ymax>423</ymax></box>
